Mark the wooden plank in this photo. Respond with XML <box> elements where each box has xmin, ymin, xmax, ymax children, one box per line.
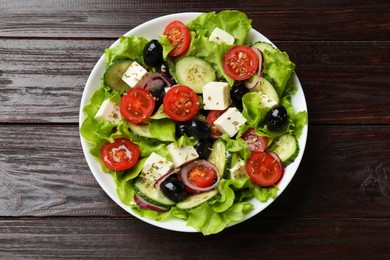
<box><xmin>0</xmin><ymin>0</ymin><xmax>389</xmax><ymax>40</ymax></box>
<box><xmin>0</xmin><ymin>217</ymin><xmax>389</xmax><ymax>258</ymax></box>
<box><xmin>1</xmin><ymin>39</ymin><xmax>389</xmax><ymax>124</ymax></box>
<box><xmin>0</xmin><ymin>125</ymin><xmax>389</xmax><ymax>217</ymax></box>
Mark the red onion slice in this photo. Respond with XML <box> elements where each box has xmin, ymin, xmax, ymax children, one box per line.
<box><xmin>134</xmin><ymin>193</ymin><xmax>169</xmax><ymax>212</ymax></box>
<box><xmin>135</xmin><ymin>71</ymin><xmax>173</xmax><ymax>90</ymax></box>
<box><xmin>180</xmin><ymin>160</ymin><xmax>221</xmax><ymax>192</ymax></box>
<box><xmin>244</xmin><ymin>47</ymin><xmax>264</xmax><ymax>89</ymax></box>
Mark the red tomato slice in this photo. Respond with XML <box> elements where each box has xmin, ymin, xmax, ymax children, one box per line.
<box><xmin>163</xmin><ymin>85</ymin><xmax>199</xmax><ymax>121</ymax></box>
<box><xmin>241</xmin><ymin>128</ymin><xmax>268</xmax><ymax>152</ymax></box>
<box><xmin>163</xmin><ymin>21</ymin><xmax>191</xmax><ymax>57</ymax></box>
<box><xmin>223</xmin><ymin>45</ymin><xmax>259</xmax><ymax>81</ymax></box>
<box><xmin>100</xmin><ymin>138</ymin><xmax>140</xmax><ymax>171</ymax></box>
<box><xmin>120</xmin><ymin>88</ymin><xmax>155</xmax><ymax>124</ymax></box>
<box><xmin>245</xmin><ymin>151</ymin><xmax>283</xmax><ymax>187</ymax></box>
<box><xmin>187</xmin><ymin>163</ymin><xmax>217</xmax><ymax>188</ymax></box>
<box><xmin>206</xmin><ymin>110</ymin><xmax>225</xmax><ymax>139</ymax></box>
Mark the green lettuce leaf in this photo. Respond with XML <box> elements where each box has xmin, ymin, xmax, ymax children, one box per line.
<box><xmin>187</xmin><ymin>10</ymin><xmax>252</xmax><ymax>45</ymax></box>
<box><xmin>241</xmin><ymin>92</ymin><xmax>272</xmax><ymax>127</ymax></box>
<box><xmin>104</xmin><ymin>35</ymin><xmax>149</xmax><ymax>65</ymax></box>
<box><xmin>263</xmin><ymin>48</ymin><xmax>296</xmax><ymax>97</ymax></box>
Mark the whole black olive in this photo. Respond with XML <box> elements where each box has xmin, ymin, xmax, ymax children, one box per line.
<box><xmin>160</xmin><ymin>175</ymin><xmax>188</xmax><ymax>202</ymax></box>
<box><xmin>194</xmin><ymin>139</ymin><xmax>212</xmax><ymax>159</ymax></box>
<box><xmin>143</xmin><ymin>40</ymin><xmax>163</xmax><ymax>67</ymax></box>
<box><xmin>265</xmin><ymin>105</ymin><xmax>288</xmax><ymax>131</ymax></box>
<box><xmin>230</xmin><ymin>84</ymin><xmax>249</xmax><ymax>111</ymax></box>
<box><xmin>188</xmin><ymin>118</ymin><xmax>211</xmax><ymax>139</ymax></box>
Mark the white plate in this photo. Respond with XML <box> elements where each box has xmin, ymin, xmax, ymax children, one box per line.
<box><xmin>79</xmin><ymin>12</ymin><xmax>308</xmax><ymax>233</ymax></box>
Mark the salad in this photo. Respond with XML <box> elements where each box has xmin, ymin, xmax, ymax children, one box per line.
<box><xmin>80</xmin><ymin>10</ymin><xmax>307</xmax><ymax>235</ymax></box>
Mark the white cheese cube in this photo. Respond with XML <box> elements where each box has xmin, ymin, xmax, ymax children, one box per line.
<box><xmin>121</xmin><ymin>61</ymin><xmax>148</xmax><ymax>88</ymax></box>
<box><xmin>202</xmin><ymin>82</ymin><xmax>232</xmax><ymax>110</ymax></box>
<box><xmin>142</xmin><ymin>152</ymin><xmax>173</xmax><ymax>184</ymax></box>
<box><xmin>94</xmin><ymin>99</ymin><xmax>121</xmax><ymax>124</ymax></box>
<box><xmin>167</xmin><ymin>143</ymin><xmax>199</xmax><ymax>168</ymax></box>
<box><xmin>259</xmin><ymin>93</ymin><xmax>278</xmax><ymax>108</ymax></box>
<box><xmin>214</xmin><ymin>107</ymin><xmax>247</xmax><ymax>137</ymax></box>
<box><xmin>209</xmin><ymin>27</ymin><xmax>235</xmax><ymax>45</ymax></box>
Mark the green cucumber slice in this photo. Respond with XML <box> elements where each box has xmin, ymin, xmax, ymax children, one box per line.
<box><xmin>133</xmin><ymin>177</ymin><xmax>175</xmax><ymax>207</ymax></box>
<box><xmin>208</xmin><ymin>140</ymin><xmax>230</xmax><ymax>178</ymax></box>
<box><xmin>176</xmin><ymin>190</ymin><xmax>218</xmax><ymax>210</ymax></box>
<box><xmin>175</xmin><ymin>56</ymin><xmax>216</xmax><ymax>93</ymax></box>
<box><xmin>270</xmin><ymin>134</ymin><xmax>299</xmax><ymax>166</ymax></box>
<box><xmin>104</xmin><ymin>59</ymin><xmax>133</xmax><ymax>91</ymax></box>
<box><xmin>251</xmin><ymin>41</ymin><xmax>275</xmax><ymax>53</ymax></box>
<box><xmin>250</xmin><ymin>77</ymin><xmax>280</xmax><ymax>104</ymax></box>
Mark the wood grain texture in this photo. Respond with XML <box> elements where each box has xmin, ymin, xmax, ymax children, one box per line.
<box><xmin>1</xmin><ymin>0</ymin><xmax>389</xmax><ymax>40</ymax></box>
<box><xmin>1</xmin><ymin>39</ymin><xmax>389</xmax><ymax>124</ymax></box>
<box><xmin>0</xmin><ymin>125</ymin><xmax>389</xmax><ymax>218</ymax></box>
<box><xmin>0</xmin><ymin>217</ymin><xmax>389</xmax><ymax>258</ymax></box>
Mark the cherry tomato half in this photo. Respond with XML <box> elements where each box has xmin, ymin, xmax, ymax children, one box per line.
<box><xmin>100</xmin><ymin>138</ymin><xmax>140</xmax><ymax>171</ymax></box>
<box><xmin>187</xmin><ymin>163</ymin><xmax>217</xmax><ymax>189</ymax></box>
<box><xmin>245</xmin><ymin>151</ymin><xmax>283</xmax><ymax>187</ymax></box>
<box><xmin>241</xmin><ymin>128</ymin><xmax>268</xmax><ymax>152</ymax></box>
<box><xmin>163</xmin><ymin>21</ymin><xmax>191</xmax><ymax>57</ymax></box>
<box><xmin>206</xmin><ymin>110</ymin><xmax>225</xmax><ymax>139</ymax></box>
<box><xmin>120</xmin><ymin>88</ymin><xmax>155</xmax><ymax>124</ymax></box>
<box><xmin>163</xmin><ymin>85</ymin><xmax>199</xmax><ymax>121</ymax></box>
<box><xmin>223</xmin><ymin>45</ymin><xmax>259</xmax><ymax>81</ymax></box>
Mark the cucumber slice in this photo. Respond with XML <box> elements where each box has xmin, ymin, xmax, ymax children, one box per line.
<box><xmin>175</xmin><ymin>56</ymin><xmax>216</xmax><ymax>93</ymax></box>
<box><xmin>133</xmin><ymin>177</ymin><xmax>176</xmax><ymax>207</ymax></box>
<box><xmin>208</xmin><ymin>140</ymin><xmax>230</xmax><ymax>177</ymax></box>
<box><xmin>104</xmin><ymin>59</ymin><xmax>133</xmax><ymax>92</ymax></box>
<box><xmin>250</xmin><ymin>77</ymin><xmax>280</xmax><ymax>104</ymax></box>
<box><xmin>270</xmin><ymin>134</ymin><xmax>299</xmax><ymax>166</ymax></box>
<box><xmin>176</xmin><ymin>190</ymin><xmax>218</xmax><ymax>210</ymax></box>
<box><xmin>128</xmin><ymin>123</ymin><xmax>153</xmax><ymax>138</ymax></box>
<box><xmin>251</xmin><ymin>41</ymin><xmax>275</xmax><ymax>53</ymax></box>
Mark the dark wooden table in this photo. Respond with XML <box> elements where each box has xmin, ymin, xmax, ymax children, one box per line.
<box><xmin>1</xmin><ymin>1</ymin><xmax>389</xmax><ymax>258</ymax></box>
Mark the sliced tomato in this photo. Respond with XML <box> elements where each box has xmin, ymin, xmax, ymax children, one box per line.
<box><xmin>246</xmin><ymin>151</ymin><xmax>283</xmax><ymax>187</ymax></box>
<box><xmin>241</xmin><ymin>128</ymin><xmax>268</xmax><ymax>152</ymax></box>
<box><xmin>100</xmin><ymin>138</ymin><xmax>140</xmax><ymax>171</ymax></box>
<box><xmin>223</xmin><ymin>45</ymin><xmax>259</xmax><ymax>81</ymax></box>
<box><xmin>187</xmin><ymin>163</ymin><xmax>217</xmax><ymax>189</ymax></box>
<box><xmin>163</xmin><ymin>21</ymin><xmax>191</xmax><ymax>57</ymax></box>
<box><xmin>163</xmin><ymin>85</ymin><xmax>199</xmax><ymax>121</ymax></box>
<box><xmin>120</xmin><ymin>88</ymin><xmax>155</xmax><ymax>124</ymax></box>
<box><xmin>206</xmin><ymin>110</ymin><xmax>225</xmax><ymax>139</ymax></box>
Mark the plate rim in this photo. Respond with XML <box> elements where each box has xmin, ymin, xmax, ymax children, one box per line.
<box><xmin>79</xmin><ymin>12</ymin><xmax>308</xmax><ymax>233</ymax></box>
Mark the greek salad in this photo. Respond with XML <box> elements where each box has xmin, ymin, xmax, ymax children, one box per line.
<box><xmin>80</xmin><ymin>10</ymin><xmax>307</xmax><ymax>235</ymax></box>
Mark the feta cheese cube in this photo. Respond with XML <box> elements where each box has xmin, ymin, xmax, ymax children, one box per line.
<box><xmin>209</xmin><ymin>27</ymin><xmax>235</xmax><ymax>45</ymax></box>
<box><xmin>167</xmin><ymin>143</ymin><xmax>199</xmax><ymax>168</ymax></box>
<box><xmin>142</xmin><ymin>152</ymin><xmax>173</xmax><ymax>184</ymax></box>
<box><xmin>121</xmin><ymin>61</ymin><xmax>148</xmax><ymax>88</ymax></box>
<box><xmin>94</xmin><ymin>99</ymin><xmax>121</xmax><ymax>124</ymax></box>
<box><xmin>214</xmin><ymin>107</ymin><xmax>247</xmax><ymax>137</ymax></box>
<box><xmin>259</xmin><ymin>93</ymin><xmax>278</xmax><ymax>108</ymax></box>
<box><xmin>202</xmin><ymin>82</ymin><xmax>232</xmax><ymax>110</ymax></box>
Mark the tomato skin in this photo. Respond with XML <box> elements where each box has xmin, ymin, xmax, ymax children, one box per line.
<box><xmin>163</xmin><ymin>21</ymin><xmax>191</xmax><ymax>57</ymax></box>
<box><xmin>163</xmin><ymin>85</ymin><xmax>199</xmax><ymax>121</ymax></box>
<box><xmin>245</xmin><ymin>151</ymin><xmax>283</xmax><ymax>187</ymax></box>
<box><xmin>187</xmin><ymin>163</ymin><xmax>217</xmax><ymax>188</ymax></box>
<box><xmin>100</xmin><ymin>138</ymin><xmax>140</xmax><ymax>171</ymax></box>
<box><xmin>223</xmin><ymin>45</ymin><xmax>259</xmax><ymax>81</ymax></box>
<box><xmin>241</xmin><ymin>128</ymin><xmax>268</xmax><ymax>152</ymax></box>
<box><xmin>120</xmin><ymin>88</ymin><xmax>155</xmax><ymax>124</ymax></box>
<box><xmin>206</xmin><ymin>110</ymin><xmax>225</xmax><ymax>139</ymax></box>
